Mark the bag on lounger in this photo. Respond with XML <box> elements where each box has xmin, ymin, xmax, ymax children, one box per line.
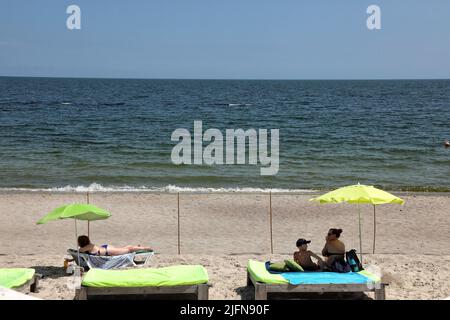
<box><xmin>330</xmin><ymin>257</ymin><xmax>351</xmax><ymax>273</ymax></box>
<box><xmin>346</xmin><ymin>249</ymin><xmax>363</xmax><ymax>272</ymax></box>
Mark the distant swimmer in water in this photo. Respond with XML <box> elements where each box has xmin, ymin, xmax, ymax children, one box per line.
<box><xmin>445</xmin><ymin>140</ymin><xmax>450</xmax><ymax>148</ymax></box>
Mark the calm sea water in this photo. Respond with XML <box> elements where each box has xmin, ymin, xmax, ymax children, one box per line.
<box><xmin>0</xmin><ymin>77</ymin><xmax>449</xmax><ymax>192</ymax></box>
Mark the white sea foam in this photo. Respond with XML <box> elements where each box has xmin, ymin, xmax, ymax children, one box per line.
<box><xmin>228</xmin><ymin>103</ymin><xmax>252</xmax><ymax>107</ymax></box>
<box><xmin>0</xmin><ymin>183</ymin><xmax>315</xmax><ymax>194</ymax></box>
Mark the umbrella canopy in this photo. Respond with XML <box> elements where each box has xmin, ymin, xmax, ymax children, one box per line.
<box><xmin>37</xmin><ymin>203</ymin><xmax>111</xmax><ymax>224</ymax></box>
<box><xmin>310</xmin><ymin>184</ymin><xmax>405</xmax><ymax>205</ymax></box>
<box><xmin>310</xmin><ymin>184</ymin><xmax>405</xmax><ymax>260</ymax></box>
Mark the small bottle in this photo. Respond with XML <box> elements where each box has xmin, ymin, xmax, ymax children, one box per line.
<box><xmin>64</xmin><ymin>259</ymin><xmax>69</xmax><ymax>270</ymax></box>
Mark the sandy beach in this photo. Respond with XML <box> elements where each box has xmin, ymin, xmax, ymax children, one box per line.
<box><xmin>1</xmin><ymin>192</ymin><xmax>449</xmax><ymax>300</ymax></box>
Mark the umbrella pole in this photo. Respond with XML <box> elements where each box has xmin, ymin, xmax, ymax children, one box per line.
<box><xmin>358</xmin><ymin>205</ymin><xmax>363</xmax><ymax>263</ymax></box>
<box><xmin>87</xmin><ymin>192</ymin><xmax>90</xmax><ymax>238</ymax></box>
<box><xmin>177</xmin><ymin>192</ymin><xmax>181</xmax><ymax>255</ymax></box>
<box><xmin>75</xmin><ymin>219</ymin><xmax>80</xmax><ymax>266</ymax></box>
<box><xmin>269</xmin><ymin>191</ymin><xmax>273</xmax><ymax>254</ymax></box>
<box><xmin>373</xmin><ymin>205</ymin><xmax>376</xmax><ymax>254</ymax></box>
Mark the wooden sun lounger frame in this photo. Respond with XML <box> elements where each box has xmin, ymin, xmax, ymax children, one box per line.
<box><xmin>76</xmin><ymin>283</ymin><xmax>211</xmax><ymax>300</ymax></box>
<box><xmin>247</xmin><ymin>270</ymin><xmax>387</xmax><ymax>300</ymax></box>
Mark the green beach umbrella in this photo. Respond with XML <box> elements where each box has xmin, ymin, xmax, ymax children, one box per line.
<box><xmin>37</xmin><ymin>203</ymin><xmax>111</xmax><ymax>266</ymax></box>
<box><xmin>37</xmin><ymin>203</ymin><xmax>111</xmax><ymax>224</ymax></box>
<box><xmin>310</xmin><ymin>184</ymin><xmax>405</xmax><ymax>261</ymax></box>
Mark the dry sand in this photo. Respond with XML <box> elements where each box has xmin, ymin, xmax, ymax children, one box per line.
<box><xmin>0</xmin><ymin>192</ymin><xmax>449</xmax><ymax>300</ymax></box>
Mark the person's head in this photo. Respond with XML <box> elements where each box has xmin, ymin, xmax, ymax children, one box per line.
<box><xmin>296</xmin><ymin>238</ymin><xmax>311</xmax><ymax>250</ymax></box>
<box><xmin>327</xmin><ymin>228</ymin><xmax>343</xmax><ymax>240</ymax></box>
<box><xmin>77</xmin><ymin>235</ymin><xmax>91</xmax><ymax>248</ymax></box>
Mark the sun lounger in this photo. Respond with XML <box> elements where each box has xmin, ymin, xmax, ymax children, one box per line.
<box><xmin>0</xmin><ymin>287</ymin><xmax>42</xmax><ymax>300</ymax></box>
<box><xmin>76</xmin><ymin>265</ymin><xmax>210</xmax><ymax>300</ymax></box>
<box><xmin>67</xmin><ymin>249</ymin><xmax>154</xmax><ymax>270</ymax></box>
<box><xmin>246</xmin><ymin>260</ymin><xmax>387</xmax><ymax>300</ymax></box>
<box><xmin>0</xmin><ymin>268</ymin><xmax>40</xmax><ymax>293</ymax></box>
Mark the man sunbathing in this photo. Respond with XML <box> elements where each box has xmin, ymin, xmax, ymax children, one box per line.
<box><xmin>78</xmin><ymin>235</ymin><xmax>153</xmax><ymax>256</ymax></box>
<box><xmin>293</xmin><ymin>238</ymin><xmax>326</xmax><ymax>271</ymax></box>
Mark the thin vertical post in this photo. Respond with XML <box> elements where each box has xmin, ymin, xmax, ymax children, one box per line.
<box><xmin>177</xmin><ymin>192</ymin><xmax>181</xmax><ymax>255</ymax></box>
<box><xmin>269</xmin><ymin>191</ymin><xmax>273</xmax><ymax>254</ymax></box>
<box><xmin>373</xmin><ymin>205</ymin><xmax>376</xmax><ymax>254</ymax></box>
<box><xmin>86</xmin><ymin>192</ymin><xmax>90</xmax><ymax>237</ymax></box>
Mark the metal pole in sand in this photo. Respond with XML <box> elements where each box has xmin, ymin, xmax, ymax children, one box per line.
<box><xmin>269</xmin><ymin>191</ymin><xmax>273</xmax><ymax>254</ymax></box>
<box><xmin>373</xmin><ymin>205</ymin><xmax>376</xmax><ymax>254</ymax></box>
<box><xmin>86</xmin><ymin>192</ymin><xmax>90</xmax><ymax>237</ymax></box>
<box><xmin>177</xmin><ymin>192</ymin><xmax>181</xmax><ymax>255</ymax></box>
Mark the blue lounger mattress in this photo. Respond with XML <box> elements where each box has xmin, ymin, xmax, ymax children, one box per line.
<box><xmin>248</xmin><ymin>260</ymin><xmax>381</xmax><ymax>286</ymax></box>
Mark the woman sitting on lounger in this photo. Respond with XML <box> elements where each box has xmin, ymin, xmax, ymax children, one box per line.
<box><xmin>78</xmin><ymin>235</ymin><xmax>153</xmax><ymax>256</ymax></box>
<box><xmin>322</xmin><ymin>228</ymin><xmax>346</xmax><ymax>268</ymax></box>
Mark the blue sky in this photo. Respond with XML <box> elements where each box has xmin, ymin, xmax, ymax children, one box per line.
<box><xmin>1</xmin><ymin>0</ymin><xmax>449</xmax><ymax>79</ymax></box>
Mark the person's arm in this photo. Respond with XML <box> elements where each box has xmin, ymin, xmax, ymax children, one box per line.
<box><xmin>308</xmin><ymin>251</ymin><xmax>324</xmax><ymax>262</ymax></box>
<box><xmin>293</xmin><ymin>252</ymin><xmax>300</xmax><ymax>264</ymax></box>
<box><xmin>321</xmin><ymin>244</ymin><xmax>328</xmax><ymax>257</ymax></box>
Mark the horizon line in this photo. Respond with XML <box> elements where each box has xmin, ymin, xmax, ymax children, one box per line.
<box><xmin>1</xmin><ymin>75</ymin><xmax>450</xmax><ymax>81</ymax></box>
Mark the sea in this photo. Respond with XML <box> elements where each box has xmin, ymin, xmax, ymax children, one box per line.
<box><xmin>1</xmin><ymin>77</ymin><xmax>449</xmax><ymax>192</ymax></box>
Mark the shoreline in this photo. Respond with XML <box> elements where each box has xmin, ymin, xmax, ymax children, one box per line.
<box><xmin>1</xmin><ymin>190</ymin><xmax>450</xmax><ymax>196</ymax></box>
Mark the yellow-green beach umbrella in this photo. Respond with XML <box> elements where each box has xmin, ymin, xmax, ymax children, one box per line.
<box><xmin>37</xmin><ymin>203</ymin><xmax>111</xmax><ymax>224</ymax></box>
<box><xmin>37</xmin><ymin>203</ymin><xmax>111</xmax><ymax>235</ymax></box>
<box><xmin>310</xmin><ymin>184</ymin><xmax>404</xmax><ymax>260</ymax></box>
<box><xmin>37</xmin><ymin>203</ymin><xmax>111</xmax><ymax>265</ymax></box>
<box><xmin>37</xmin><ymin>203</ymin><xmax>111</xmax><ymax>238</ymax></box>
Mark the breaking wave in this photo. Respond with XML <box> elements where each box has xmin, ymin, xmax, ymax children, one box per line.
<box><xmin>0</xmin><ymin>183</ymin><xmax>315</xmax><ymax>194</ymax></box>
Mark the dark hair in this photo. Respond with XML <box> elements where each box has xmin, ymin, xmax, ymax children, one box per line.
<box><xmin>77</xmin><ymin>235</ymin><xmax>91</xmax><ymax>248</ymax></box>
<box><xmin>328</xmin><ymin>228</ymin><xmax>343</xmax><ymax>238</ymax></box>
<box><xmin>296</xmin><ymin>238</ymin><xmax>311</xmax><ymax>247</ymax></box>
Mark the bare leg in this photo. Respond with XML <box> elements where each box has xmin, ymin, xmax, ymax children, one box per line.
<box><xmin>100</xmin><ymin>245</ymin><xmax>153</xmax><ymax>256</ymax></box>
<box><xmin>105</xmin><ymin>247</ymin><xmax>132</xmax><ymax>255</ymax></box>
<box><xmin>125</xmin><ymin>245</ymin><xmax>153</xmax><ymax>252</ymax></box>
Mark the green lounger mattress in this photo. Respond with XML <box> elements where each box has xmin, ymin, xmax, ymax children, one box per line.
<box><xmin>247</xmin><ymin>260</ymin><xmax>289</xmax><ymax>285</ymax></box>
<box><xmin>82</xmin><ymin>265</ymin><xmax>209</xmax><ymax>288</ymax></box>
<box><xmin>0</xmin><ymin>268</ymin><xmax>35</xmax><ymax>289</ymax></box>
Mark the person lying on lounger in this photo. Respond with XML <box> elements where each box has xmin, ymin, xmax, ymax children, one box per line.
<box><xmin>77</xmin><ymin>235</ymin><xmax>153</xmax><ymax>256</ymax></box>
<box><xmin>322</xmin><ymin>228</ymin><xmax>346</xmax><ymax>268</ymax></box>
<box><xmin>293</xmin><ymin>238</ymin><xmax>326</xmax><ymax>271</ymax></box>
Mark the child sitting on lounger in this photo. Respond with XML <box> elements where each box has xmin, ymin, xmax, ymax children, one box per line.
<box><xmin>293</xmin><ymin>238</ymin><xmax>326</xmax><ymax>271</ymax></box>
<box><xmin>78</xmin><ymin>235</ymin><xmax>153</xmax><ymax>256</ymax></box>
